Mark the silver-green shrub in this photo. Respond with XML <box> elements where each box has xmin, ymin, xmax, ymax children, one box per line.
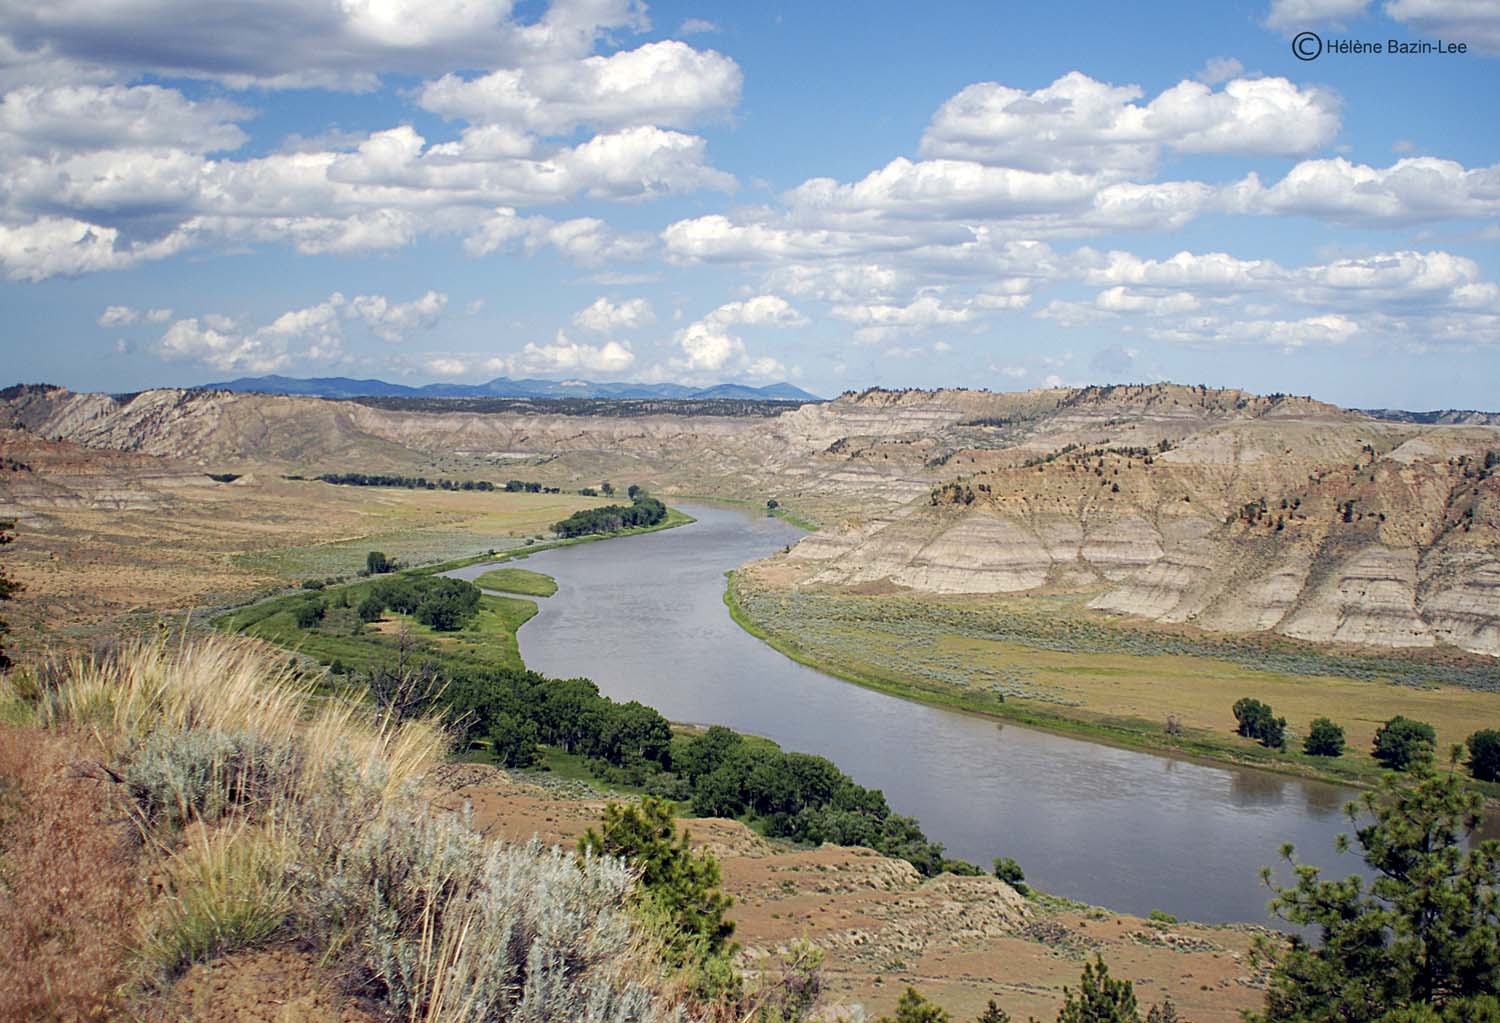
<box><xmin>121</xmin><ymin>727</ymin><xmax>302</xmax><ymax>828</ymax></box>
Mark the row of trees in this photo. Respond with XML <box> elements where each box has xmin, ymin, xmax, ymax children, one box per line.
<box><xmin>552</xmin><ymin>492</ymin><xmax>668</xmax><ymax>538</ymax></box>
<box><xmin>673</xmin><ymin>726</ymin><xmax>968</xmax><ymax>876</ymax></box>
<box><xmin>316</xmin><ymin>472</ymin><xmax>499</xmax><ymax>491</ymax></box>
<box><xmin>1231</xmin><ymin>697</ymin><xmax>1500</xmax><ymax>781</ymax></box>
<box><xmin>435</xmin><ymin>670</ymin><xmax>962</xmax><ymax>876</ymax></box>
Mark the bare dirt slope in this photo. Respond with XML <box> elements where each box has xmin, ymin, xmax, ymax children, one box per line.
<box><xmin>433</xmin><ymin>766</ymin><xmax>1266</xmax><ymax>1023</ymax></box>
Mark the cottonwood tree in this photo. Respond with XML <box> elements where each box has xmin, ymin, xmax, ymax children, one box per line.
<box><xmin>1372</xmin><ymin>716</ymin><xmax>1437</xmax><ymax>771</ymax></box>
<box><xmin>1303</xmin><ymin>717</ymin><xmax>1346</xmax><ymax>758</ymax></box>
<box><xmin>1466</xmin><ymin>730</ymin><xmax>1500</xmax><ymax>783</ymax></box>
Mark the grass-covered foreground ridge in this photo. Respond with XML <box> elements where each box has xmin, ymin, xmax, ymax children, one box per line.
<box><xmin>725</xmin><ymin>576</ymin><xmax>1500</xmax><ymax>795</ymax></box>
<box><xmin>0</xmin><ymin>635</ymin><xmax>699</xmax><ymax>1022</ymax></box>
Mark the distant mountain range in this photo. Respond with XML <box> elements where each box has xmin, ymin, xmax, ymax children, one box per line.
<box><xmin>199</xmin><ymin>374</ymin><xmax>821</xmax><ymax>402</ymax></box>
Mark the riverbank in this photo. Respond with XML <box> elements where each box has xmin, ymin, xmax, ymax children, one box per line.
<box><xmin>442</xmin><ymin>763</ymin><xmax>1269</xmax><ymax>1023</ymax></box>
<box><xmin>723</xmin><ymin>573</ymin><xmax>1500</xmax><ymax>800</ymax></box>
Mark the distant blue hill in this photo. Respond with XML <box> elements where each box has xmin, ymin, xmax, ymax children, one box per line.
<box><xmin>200</xmin><ymin>374</ymin><xmax>821</xmax><ymax>402</ymax></box>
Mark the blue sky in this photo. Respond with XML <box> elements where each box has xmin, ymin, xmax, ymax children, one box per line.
<box><xmin>1</xmin><ymin>0</ymin><xmax>1497</xmax><ymax>408</ymax></box>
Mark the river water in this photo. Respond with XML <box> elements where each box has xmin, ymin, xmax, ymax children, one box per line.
<box><xmin>448</xmin><ymin>502</ymin><xmax>1453</xmax><ymax>925</ymax></box>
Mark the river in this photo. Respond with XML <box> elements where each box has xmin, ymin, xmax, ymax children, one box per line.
<box><xmin>447</xmin><ymin>502</ymin><xmax>1456</xmax><ymax>925</ymax></box>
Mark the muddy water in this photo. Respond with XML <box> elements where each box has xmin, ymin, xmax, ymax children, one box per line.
<box><xmin>447</xmin><ymin>502</ymin><xmax>1481</xmax><ymax>925</ymax></box>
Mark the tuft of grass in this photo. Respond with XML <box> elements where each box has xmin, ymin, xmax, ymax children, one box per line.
<box><xmin>141</xmin><ymin>824</ymin><xmax>293</xmax><ymax>981</ymax></box>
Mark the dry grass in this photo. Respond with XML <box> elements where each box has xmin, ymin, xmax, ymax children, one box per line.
<box><xmin>1</xmin><ymin>475</ymin><xmax>605</xmax><ymax>657</ymax></box>
<box><xmin>1</xmin><ymin>634</ymin><xmax>687</xmax><ymax>1023</ymax></box>
<box><xmin>0</xmin><ymin>726</ymin><xmax>146</xmax><ymax>1023</ymax></box>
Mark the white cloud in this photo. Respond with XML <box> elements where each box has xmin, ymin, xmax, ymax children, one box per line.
<box><xmin>349</xmin><ymin>290</ymin><xmax>448</xmax><ymax>342</ymax></box>
<box><xmin>1265</xmin><ymin>0</ymin><xmax>1372</xmax><ymax>31</ymax></box>
<box><xmin>831</xmin><ymin>294</ymin><xmax>975</xmax><ymax>342</ymax></box>
<box><xmin>1195</xmin><ymin>57</ymin><xmax>1244</xmax><ymax>85</ymax></box>
<box><xmin>97</xmin><ymin>304</ymin><xmax>174</xmax><ymax>327</ymax></box>
<box><xmin>920</xmin><ymin>73</ymin><xmax>1339</xmax><ymax>176</ymax></box>
<box><xmin>492</xmin><ymin>333</ymin><xmax>637</xmax><ymax>375</ymax></box>
<box><xmin>464</xmin><ymin>207</ymin><xmax>655</xmax><ymax>265</ymax></box>
<box><xmin>418</xmin><ymin>41</ymin><xmax>742</xmax><ymax>134</ymax></box>
<box><xmin>665</xmin><ymin>294</ymin><xmax>806</xmax><ymax>378</ymax></box>
<box><xmin>1149</xmin><ymin>313</ymin><xmax>1361</xmax><ymax>348</ymax></box>
<box><xmin>0</xmin><ymin>215</ymin><xmax>188</xmax><ymax>280</ymax></box>
<box><xmin>424</xmin><ymin>357</ymin><xmax>471</xmax><ymax>377</ymax></box>
<box><xmin>1385</xmin><ymin>0</ymin><xmax>1500</xmax><ymax>51</ymax></box>
<box><xmin>150</xmin><ymin>289</ymin><xmax>454</xmax><ymax>372</ymax></box>
<box><xmin>1234</xmin><ymin>156</ymin><xmax>1500</xmax><ymax>224</ymax></box>
<box><xmin>98</xmin><ymin>304</ymin><xmax>137</xmax><ymax>326</ymax></box>
<box><xmin>0</xmin><ymin>83</ymin><xmax>249</xmax><ymax>156</ymax></box>
<box><xmin>1094</xmin><ymin>287</ymin><xmax>1201</xmax><ymax>314</ymax></box>
<box><xmin>678</xmin><ymin>18</ymin><xmax>720</xmax><ymax>35</ymax></box>
<box><xmin>0</xmin><ymin>0</ymin><xmax>651</xmax><ymax>91</ymax></box>
<box><xmin>573</xmin><ymin>296</ymin><xmax>654</xmax><ymax>333</ymax></box>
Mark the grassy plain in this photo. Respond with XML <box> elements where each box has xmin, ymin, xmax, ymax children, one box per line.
<box><xmin>727</xmin><ymin>578</ymin><xmax>1500</xmax><ymax>792</ymax></box>
<box><xmin>3</xmin><ymin>474</ymin><xmax>608</xmax><ymax>654</ymax></box>
<box><xmin>473</xmin><ymin>567</ymin><xmax>559</xmax><ymax>597</ymax></box>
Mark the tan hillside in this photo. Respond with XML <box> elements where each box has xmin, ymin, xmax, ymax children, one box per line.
<box><xmin>4</xmin><ymin>382</ymin><xmax>1498</xmax><ymax>655</ymax></box>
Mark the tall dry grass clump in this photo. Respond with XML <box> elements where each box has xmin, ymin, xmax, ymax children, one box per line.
<box><xmin>1</xmin><ymin>634</ymin><xmax>684</xmax><ymax>1023</ymax></box>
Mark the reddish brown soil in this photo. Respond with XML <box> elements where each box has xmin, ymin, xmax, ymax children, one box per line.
<box><xmin>150</xmin><ymin>948</ymin><xmax>383</xmax><ymax>1023</ymax></box>
<box><xmin>434</xmin><ymin>766</ymin><xmax>1269</xmax><ymax>1022</ymax></box>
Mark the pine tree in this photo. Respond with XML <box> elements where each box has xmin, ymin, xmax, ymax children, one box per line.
<box><xmin>1250</xmin><ymin>762</ymin><xmax>1500</xmax><ymax>1021</ymax></box>
<box><xmin>1056</xmin><ymin>956</ymin><xmax>1139</xmax><ymax>1022</ymax></box>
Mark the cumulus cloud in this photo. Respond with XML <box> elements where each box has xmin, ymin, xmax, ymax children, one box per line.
<box><xmin>490</xmin><ymin>332</ymin><xmax>637</xmax><ymax>375</ymax></box>
<box><xmin>418</xmin><ymin>41</ymin><xmax>742</xmax><ymax>134</ymax></box>
<box><xmin>831</xmin><ymin>294</ymin><xmax>975</xmax><ymax>342</ymax></box>
<box><xmin>1231</xmin><ymin>156</ymin><xmax>1500</xmax><ymax>224</ymax></box>
<box><xmin>665</xmin><ymin>295</ymin><xmax>805</xmax><ymax>378</ymax></box>
<box><xmin>1149</xmin><ymin>313</ymin><xmax>1361</xmax><ymax>348</ymax></box>
<box><xmin>1195</xmin><ymin>57</ymin><xmax>1244</xmax><ymax>85</ymax></box>
<box><xmin>97</xmin><ymin>304</ymin><xmax>171</xmax><ymax>326</ymax></box>
<box><xmin>464</xmin><ymin>207</ymin><xmax>656</xmax><ymax>265</ymax></box>
<box><xmin>349</xmin><ymin>290</ymin><xmax>448</xmax><ymax>342</ymax></box>
<box><xmin>920</xmin><ymin>72</ymin><xmax>1339</xmax><ymax>176</ymax></box>
<box><xmin>0</xmin><ymin>83</ymin><xmax>250</xmax><ymax>156</ymax></box>
<box><xmin>1385</xmin><ymin>0</ymin><xmax>1500</xmax><ymax>51</ymax></box>
<box><xmin>572</xmin><ymin>296</ymin><xmax>654</xmax><ymax>333</ymax></box>
<box><xmin>0</xmin><ymin>1</ymin><xmax>740</xmax><ymax>281</ymax></box>
<box><xmin>151</xmin><ymin>289</ymin><xmax>450</xmax><ymax>372</ymax></box>
<box><xmin>1264</xmin><ymin>0</ymin><xmax>1372</xmax><ymax>31</ymax></box>
<box><xmin>0</xmin><ymin>117</ymin><xmax>728</xmax><ymax>278</ymax></box>
<box><xmin>0</xmin><ymin>0</ymin><xmax>652</xmax><ymax>91</ymax></box>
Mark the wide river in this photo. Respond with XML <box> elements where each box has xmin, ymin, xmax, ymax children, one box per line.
<box><xmin>448</xmin><ymin>502</ymin><xmax>1469</xmax><ymax>925</ymax></box>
